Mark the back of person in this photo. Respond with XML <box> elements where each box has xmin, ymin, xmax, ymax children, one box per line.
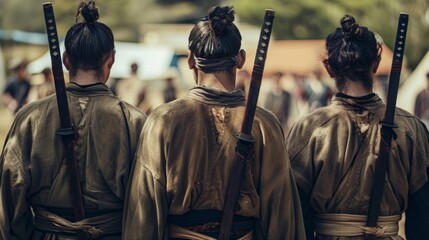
<box><xmin>286</xmin><ymin>15</ymin><xmax>429</xmax><ymax>240</ymax></box>
<box><xmin>0</xmin><ymin>1</ymin><xmax>146</xmax><ymax>239</ymax></box>
<box><xmin>2</xmin><ymin>60</ymin><xmax>31</xmax><ymax>113</ymax></box>
<box><xmin>414</xmin><ymin>72</ymin><xmax>429</xmax><ymax>128</ymax></box>
<box><xmin>123</xmin><ymin>6</ymin><xmax>305</xmax><ymax>240</ymax></box>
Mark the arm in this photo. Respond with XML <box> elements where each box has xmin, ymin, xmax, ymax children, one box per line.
<box><xmin>0</xmin><ymin>118</ymin><xmax>33</xmax><ymax>239</ymax></box>
<box><xmin>414</xmin><ymin>92</ymin><xmax>422</xmax><ymax>118</ymax></box>
<box><xmin>406</xmin><ymin>178</ymin><xmax>429</xmax><ymax>240</ymax></box>
<box><xmin>122</xmin><ymin>117</ymin><xmax>168</xmax><ymax>240</ymax></box>
<box><xmin>255</xmin><ymin>121</ymin><xmax>306</xmax><ymax>240</ymax></box>
<box><xmin>298</xmin><ymin>186</ymin><xmax>315</xmax><ymax>240</ymax></box>
<box><xmin>405</xmin><ymin>122</ymin><xmax>429</xmax><ymax>239</ymax></box>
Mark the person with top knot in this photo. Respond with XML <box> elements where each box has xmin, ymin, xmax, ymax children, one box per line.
<box><xmin>286</xmin><ymin>15</ymin><xmax>429</xmax><ymax>239</ymax></box>
<box><xmin>0</xmin><ymin>1</ymin><xmax>146</xmax><ymax>239</ymax></box>
<box><xmin>123</xmin><ymin>5</ymin><xmax>305</xmax><ymax>240</ymax></box>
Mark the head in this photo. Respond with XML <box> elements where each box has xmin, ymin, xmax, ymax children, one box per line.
<box><xmin>42</xmin><ymin>68</ymin><xmax>53</xmax><ymax>81</ymax></box>
<box><xmin>14</xmin><ymin>63</ymin><xmax>28</xmax><ymax>81</ymax></box>
<box><xmin>10</xmin><ymin>59</ymin><xmax>28</xmax><ymax>81</ymax></box>
<box><xmin>63</xmin><ymin>1</ymin><xmax>115</xmax><ymax>79</ymax></box>
<box><xmin>187</xmin><ymin>6</ymin><xmax>245</xmax><ymax>77</ymax></box>
<box><xmin>323</xmin><ymin>15</ymin><xmax>382</xmax><ymax>92</ymax></box>
<box><xmin>130</xmin><ymin>62</ymin><xmax>138</xmax><ymax>75</ymax></box>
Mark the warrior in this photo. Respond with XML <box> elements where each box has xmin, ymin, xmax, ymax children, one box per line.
<box><xmin>0</xmin><ymin>1</ymin><xmax>146</xmax><ymax>239</ymax></box>
<box><xmin>123</xmin><ymin>6</ymin><xmax>305</xmax><ymax>240</ymax></box>
<box><xmin>286</xmin><ymin>15</ymin><xmax>429</xmax><ymax>239</ymax></box>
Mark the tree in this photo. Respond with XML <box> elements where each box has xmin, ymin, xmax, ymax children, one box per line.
<box><xmin>232</xmin><ymin>0</ymin><xmax>429</xmax><ymax>69</ymax></box>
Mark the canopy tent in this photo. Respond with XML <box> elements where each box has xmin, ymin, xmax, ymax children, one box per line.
<box><xmin>0</xmin><ymin>45</ymin><xmax>5</xmax><ymax>91</ymax></box>
<box><xmin>397</xmin><ymin>51</ymin><xmax>429</xmax><ymax>113</ymax></box>
<box><xmin>242</xmin><ymin>40</ymin><xmax>396</xmax><ymax>77</ymax></box>
<box><xmin>28</xmin><ymin>42</ymin><xmax>175</xmax><ymax>80</ymax></box>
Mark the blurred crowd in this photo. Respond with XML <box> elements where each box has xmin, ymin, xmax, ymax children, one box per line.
<box><xmin>0</xmin><ymin>60</ymin><xmax>178</xmax><ymax>117</ymax></box>
<box><xmin>2</xmin><ymin>58</ymin><xmax>429</xmax><ymax>135</ymax></box>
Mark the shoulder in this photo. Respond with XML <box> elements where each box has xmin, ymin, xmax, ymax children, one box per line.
<box><xmin>395</xmin><ymin>107</ymin><xmax>429</xmax><ymax>134</ymax></box>
<box><xmin>290</xmin><ymin>106</ymin><xmax>342</xmax><ymax>133</ymax></box>
<box><xmin>148</xmin><ymin>97</ymin><xmax>194</xmax><ymax>120</ymax></box>
<box><xmin>16</xmin><ymin>95</ymin><xmax>56</xmax><ymax>118</ymax></box>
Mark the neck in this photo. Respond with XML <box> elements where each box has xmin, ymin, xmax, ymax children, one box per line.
<box><xmin>341</xmin><ymin>79</ymin><xmax>372</xmax><ymax>97</ymax></box>
<box><xmin>197</xmin><ymin>70</ymin><xmax>236</xmax><ymax>92</ymax></box>
<box><xmin>69</xmin><ymin>69</ymin><xmax>106</xmax><ymax>85</ymax></box>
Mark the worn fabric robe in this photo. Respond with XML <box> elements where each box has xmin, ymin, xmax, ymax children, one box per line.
<box><xmin>286</xmin><ymin>93</ymin><xmax>429</xmax><ymax>240</ymax></box>
<box><xmin>0</xmin><ymin>83</ymin><xmax>146</xmax><ymax>239</ymax></box>
<box><xmin>123</xmin><ymin>86</ymin><xmax>306</xmax><ymax>240</ymax></box>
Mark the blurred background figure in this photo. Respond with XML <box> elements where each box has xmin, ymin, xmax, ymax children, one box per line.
<box><xmin>414</xmin><ymin>72</ymin><xmax>429</xmax><ymax>128</ymax></box>
<box><xmin>163</xmin><ymin>76</ymin><xmax>177</xmax><ymax>103</ymax></box>
<box><xmin>116</xmin><ymin>62</ymin><xmax>150</xmax><ymax>113</ymax></box>
<box><xmin>235</xmin><ymin>69</ymin><xmax>250</xmax><ymax>97</ymax></box>
<box><xmin>2</xmin><ymin>59</ymin><xmax>31</xmax><ymax>113</ymax></box>
<box><xmin>305</xmin><ymin>69</ymin><xmax>333</xmax><ymax>112</ymax></box>
<box><xmin>264</xmin><ymin>71</ymin><xmax>292</xmax><ymax>134</ymax></box>
<box><xmin>37</xmin><ymin>67</ymin><xmax>55</xmax><ymax>99</ymax></box>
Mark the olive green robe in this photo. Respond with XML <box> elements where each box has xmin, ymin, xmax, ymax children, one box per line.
<box><xmin>0</xmin><ymin>83</ymin><xmax>146</xmax><ymax>239</ymax></box>
<box><xmin>286</xmin><ymin>94</ymin><xmax>429</xmax><ymax>239</ymax></box>
<box><xmin>123</xmin><ymin>86</ymin><xmax>305</xmax><ymax>240</ymax></box>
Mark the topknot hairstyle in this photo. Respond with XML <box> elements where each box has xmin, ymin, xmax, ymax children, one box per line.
<box><xmin>188</xmin><ymin>6</ymin><xmax>242</xmax><ymax>60</ymax></box>
<box><xmin>208</xmin><ymin>6</ymin><xmax>235</xmax><ymax>36</ymax></box>
<box><xmin>65</xmin><ymin>0</ymin><xmax>114</xmax><ymax>75</ymax></box>
<box><xmin>76</xmin><ymin>0</ymin><xmax>99</xmax><ymax>23</ymax></box>
<box><xmin>324</xmin><ymin>14</ymin><xmax>381</xmax><ymax>91</ymax></box>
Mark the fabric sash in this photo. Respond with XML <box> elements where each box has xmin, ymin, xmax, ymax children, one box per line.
<box><xmin>33</xmin><ymin>207</ymin><xmax>122</xmax><ymax>238</ymax></box>
<box><xmin>169</xmin><ymin>224</ymin><xmax>254</xmax><ymax>240</ymax></box>
<box><xmin>314</xmin><ymin>213</ymin><xmax>401</xmax><ymax>237</ymax></box>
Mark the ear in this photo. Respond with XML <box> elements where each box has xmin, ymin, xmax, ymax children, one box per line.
<box><xmin>187</xmin><ymin>51</ymin><xmax>196</xmax><ymax>69</ymax></box>
<box><xmin>237</xmin><ymin>49</ymin><xmax>246</xmax><ymax>69</ymax></box>
<box><xmin>63</xmin><ymin>52</ymin><xmax>71</xmax><ymax>70</ymax></box>
<box><xmin>372</xmin><ymin>56</ymin><xmax>381</xmax><ymax>73</ymax></box>
<box><xmin>323</xmin><ymin>60</ymin><xmax>335</xmax><ymax>78</ymax></box>
<box><xmin>107</xmin><ymin>49</ymin><xmax>116</xmax><ymax>69</ymax></box>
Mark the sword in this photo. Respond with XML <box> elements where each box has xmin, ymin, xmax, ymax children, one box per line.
<box><xmin>218</xmin><ymin>9</ymin><xmax>275</xmax><ymax>240</ymax></box>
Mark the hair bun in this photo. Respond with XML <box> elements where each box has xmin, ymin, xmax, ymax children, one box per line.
<box><xmin>208</xmin><ymin>6</ymin><xmax>235</xmax><ymax>36</ymax></box>
<box><xmin>78</xmin><ymin>1</ymin><xmax>99</xmax><ymax>23</ymax></box>
<box><xmin>340</xmin><ymin>14</ymin><xmax>361</xmax><ymax>40</ymax></box>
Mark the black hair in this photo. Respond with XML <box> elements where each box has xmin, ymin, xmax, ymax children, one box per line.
<box><xmin>324</xmin><ymin>14</ymin><xmax>381</xmax><ymax>91</ymax></box>
<box><xmin>188</xmin><ymin>6</ymin><xmax>242</xmax><ymax>60</ymax></box>
<box><xmin>64</xmin><ymin>1</ymin><xmax>115</xmax><ymax>76</ymax></box>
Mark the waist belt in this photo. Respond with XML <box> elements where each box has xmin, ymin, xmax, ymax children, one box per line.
<box><xmin>169</xmin><ymin>224</ymin><xmax>254</xmax><ymax>240</ymax></box>
<box><xmin>314</xmin><ymin>213</ymin><xmax>401</xmax><ymax>237</ymax></box>
<box><xmin>33</xmin><ymin>206</ymin><xmax>122</xmax><ymax>239</ymax></box>
<box><xmin>168</xmin><ymin>210</ymin><xmax>254</xmax><ymax>238</ymax></box>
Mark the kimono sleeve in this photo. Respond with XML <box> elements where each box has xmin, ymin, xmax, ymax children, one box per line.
<box><xmin>0</xmin><ymin>118</ymin><xmax>33</xmax><ymax>239</ymax></box>
<box><xmin>122</xmin><ymin>114</ymin><xmax>169</xmax><ymax>240</ymax></box>
<box><xmin>255</xmin><ymin>121</ymin><xmax>306</xmax><ymax>239</ymax></box>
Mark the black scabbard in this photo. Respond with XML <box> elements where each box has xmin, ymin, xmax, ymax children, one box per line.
<box><xmin>218</xmin><ymin>9</ymin><xmax>275</xmax><ymax>240</ymax></box>
<box><xmin>43</xmin><ymin>2</ymin><xmax>86</xmax><ymax>221</ymax></box>
<box><xmin>366</xmin><ymin>13</ymin><xmax>408</xmax><ymax>239</ymax></box>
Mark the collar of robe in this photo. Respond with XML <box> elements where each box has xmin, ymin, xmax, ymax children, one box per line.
<box><xmin>66</xmin><ymin>82</ymin><xmax>111</xmax><ymax>95</ymax></box>
<box><xmin>187</xmin><ymin>85</ymin><xmax>245</xmax><ymax>106</ymax></box>
<box><xmin>331</xmin><ymin>92</ymin><xmax>384</xmax><ymax>111</ymax></box>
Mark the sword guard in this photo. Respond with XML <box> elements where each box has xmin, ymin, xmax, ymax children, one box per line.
<box><xmin>235</xmin><ymin>133</ymin><xmax>255</xmax><ymax>143</ymax></box>
<box><xmin>57</xmin><ymin>127</ymin><xmax>75</xmax><ymax>137</ymax></box>
<box><xmin>379</xmin><ymin>121</ymin><xmax>398</xmax><ymax>129</ymax></box>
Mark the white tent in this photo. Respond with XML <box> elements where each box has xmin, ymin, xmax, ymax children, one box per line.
<box><xmin>397</xmin><ymin>51</ymin><xmax>429</xmax><ymax>114</ymax></box>
<box><xmin>28</xmin><ymin>42</ymin><xmax>175</xmax><ymax>80</ymax></box>
<box><xmin>0</xmin><ymin>45</ymin><xmax>5</xmax><ymax>91</ymax></box>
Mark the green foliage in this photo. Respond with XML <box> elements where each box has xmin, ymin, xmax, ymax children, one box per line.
<box><xmin>231</xmin><ymin>0</ymin><xmax>429</xmax><ymax>68</ymax></box>
<box><xmin>0</xmin><ymin>0</ymin><xmax>427</xmax><ymax>68</ymax></box>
